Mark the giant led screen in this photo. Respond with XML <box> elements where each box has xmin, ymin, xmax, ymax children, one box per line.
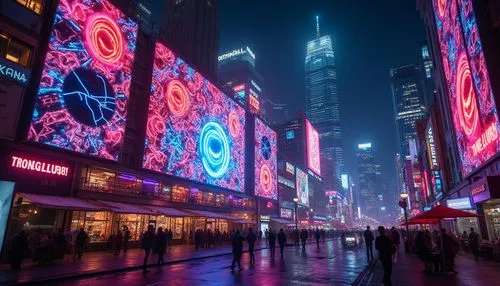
<box><xmin>433</xmin><ymin>0</ymin><xmax>500</xmax><ymax>175</ymax></box>
<box><xmin>254</xmin><ymin>117</ymin><xmax>277</xmax><ymax>200</ymax></box>
<box><xmin>28</xmin><ymin>0</ymin><xmax>138</xmax><ymax>161</ymax></box>
<box><xmin>296</xmin><ymin>167</ymin><xmax>309</xmax><ymax>206</ymax></box>
<box><xmin>143</xmin><ymin>43</ymin><xmax>246</xmax><ymax>192</ymax></box>
<box><xmin>306</xmin><ymin>120</ymin><xmax>321</xmax><ymax>176</ymax></box>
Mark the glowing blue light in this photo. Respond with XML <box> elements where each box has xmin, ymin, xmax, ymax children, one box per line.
<box><xmin>199</xmin><ymin>122</ymin><xmax>230</xmax><ymax>179</ymax></box>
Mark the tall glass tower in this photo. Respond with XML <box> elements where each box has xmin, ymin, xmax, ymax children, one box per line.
<box><xmin>305</xmin><ymin>17</ymin><xmax>344</xmax><ymax>180</ymax></box>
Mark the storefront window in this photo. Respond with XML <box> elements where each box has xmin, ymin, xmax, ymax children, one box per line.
<box><xmin>202</xmin><ymin>192</ymin><xmax>215</xmax><ymax>206</ymax></box>
<box><xmin>189</xmin><ymin>188</ymin><xmax>202</xmax><ymax>204</ymax></box>
<box><xmin>172</xmin><ymin>185</ymin><xmax>189</xmax><ymax>203</ymax></box>
<box><xmin>115</xmin><ymin>174</ymin><xmax>141</xmax><ymax>195</ymax></box>
<box><xmin>158</xmin><ymin>184</ymin><xmax>171</xmax><ymax>201</ymax></box>
<box><xmin>116</xmin><ymin>214</ymin><xmax>149</xmax><ymax>240</ymax></box>
<box><xmin>484</xmin><ymin>204</ymin><xmax>500</xmax><ymax>240</ymax></box>
<box><xmin>71</xmin><ymin>211</ymin><xmax>112</xmax><ymax>242</ymax></box>
<box><xmin>215</xmin><ymin>194</ymin><xmax>225</xmax><ymax>207</ymax></box>
<box><xmin>81</xmin><ymin>167</ymin><xmax>115</xmax><ymax>193</ymax></box>
<box><xmin>141</xmin><ymin>179</ymin><xmax>160</xmax><ymax>198</ymax></box>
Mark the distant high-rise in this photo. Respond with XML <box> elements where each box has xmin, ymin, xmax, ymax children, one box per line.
<box><xmin>390</xmin><ymin>65</ymin><xmax>427</xmax><ymax>157</ymax></box>
<box><xmin>420</xmin><ymin>42</ymin><xmax>436</xmax><ymax>106</ymax></box>
<box><xmin>305</xmin><ymin>16</ymin><xmax>344</xmax><ymax>180</ymax></box>
<box><xmin>163</xmin><ymin>0</ymin><xmax>218</xmax><ymax>80</ymax></box>
<box><xmin>357</xmin><ymin>143</ymin><xmax>379</xmax><ymax>220</ymax></box>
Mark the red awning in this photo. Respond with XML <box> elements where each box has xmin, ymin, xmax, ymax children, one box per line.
<box><xmin>400</xmin><ymin>218</ymin><xmax>440</xmax><ymax>226</ymax></box>
<box><xmin>18</xmin><ymin>193</ymin><xmax>105</xmax><ymax>211</ymax></box>
<box><xmin>413</xmin><ymin>205</ymin><xmax>480</xmax><ymax>220</ymax></box>
<box><xmin>147</xmin><ymin>206</ymin><xmax>190</xmax><ymax>217</ymax></box>
<box><xmin>96</xmin><ymin>200</ymin><xmax>156</xmax><ymax>215</ymax></box>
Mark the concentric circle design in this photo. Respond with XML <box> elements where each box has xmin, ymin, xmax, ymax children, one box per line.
<box><xmin>261</xmin><ymin>136</ymin><xmax>271</xmax><ymax>160</ymax></box>
<box><xmin>456</xmin><ymin>52</ymin><xmax>479</xmax><ymax>137</ymax></box>
<box><xmin>166</xmin><ymin>80</ymin><xmax>190</xmax><ymax>117</ymax></box>
<box><xmin>199</xmin><ymin>122</ymin><xmax>230</xmax><ymax>179</ymax></box>
<box><xmin>85</xmin><ymin>13</ymin><xmax>124</xmax><ymax>64</ymax></box>
<box><xmin>228</xmin><ymin>110</ymin><xmax>240</xmax><ymax>137</ymax></box>
<box><xmin>259</xmin><ymin>164</ymin><xmax>273</xmax><ymax>194</ymax></box>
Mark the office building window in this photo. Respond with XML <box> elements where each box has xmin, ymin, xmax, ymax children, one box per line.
<box><xmin>0</xmin><ymin>32</ymin><xmax>32</xmax><ymax>67</ymax></box>
<box><xmin>16</xmin><ymin>0</ymin><xmax>44</xmax><ymax>15</ymax></box>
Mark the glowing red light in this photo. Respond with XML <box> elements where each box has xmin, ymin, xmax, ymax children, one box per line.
<box><xmin>260</xmin><ymin>164</ymin><xmax>273</xmax><ymax>193</ymax></box>
<box><xmin>228</xmin><ymin>110</ymin><xmax>241</xmax><ymax>137</ymax></box>
<box><xmin>166</xmin><ymin>80</ymin><xmax>190</xmax><ymax>117</ymax></box>
<box><xmin>249</xmin><ymin>95</ymin><xmax>260</xmax><ymax>112</ymax></box>
<box><xmin>85</xmin><ymin>13</ymin><xmax>124</xmax><ymax>64</ymax></box>
<box><xmin>437</xmin><ymin>0</ymin><xmax>447</xmax><ymax>18</ymax></box>
<box><xmin>456</xmin><ymin>52</ymin><xmax>479</xmax><ymax>137</ymax></box>
<box><xmin>11</xmin><ymin>155</ymin><xmax>69</xmax><ymax>176</ymax></box>
<box><xmin>233</xmin><ymin>84</ymin><xmax>245</xmax><ymax>92</ymax></box>
<box><xmin>266</xmin><ymin>201</ymin><xmax>273</xmax><ymax>208</ymax></box>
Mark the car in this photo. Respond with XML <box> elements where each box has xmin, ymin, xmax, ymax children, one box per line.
<box><xmin>341</xmin><ymin>232</ymin><xmax>362</xmax><ymax>247</ymax></box>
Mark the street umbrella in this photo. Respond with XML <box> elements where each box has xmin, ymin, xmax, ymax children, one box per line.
<box><xmin>400</xmin><ymin>217</ymin><xmax>440</xmax><ymax>226</ymax></box>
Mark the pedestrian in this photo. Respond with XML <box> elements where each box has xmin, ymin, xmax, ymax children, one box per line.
<box><xmin>277</xmin><ymin>228</ymin><xmax>287</xmax><ymax>258</ymax></box>
<box><xmin>315</xmin><ymin>228</ymin><xmax>321</xmax><ymax>249</ymax></box>
<box><xmin>468</xmin><ymin>228</ymin><xmax>479</xmax><ymax>261</ymax></box>
<box><xmin>375</xmin><ymin>226</ymin><xmax>395</xmax><ymax>286</ymax></box>
<box><xmin>258</xmin><ymin>230</ymin><xmax>263</xmax><ymax>240</ymax></box>
<box><xmin>268</xmin><ymin>229</ymin><xmax>276</xmax><ymax>257</ymax></box>
<box><xmin>114</xmin><ymin>230</ymin><xmax>123</xmax><ymax>256</ymax></box>
<box><xmin>167</xmin><ymin>229</ymin><xmax>173</xmax><ymax>249</ymax></box>
<box><xmin>294</xmin><ymin>229</ymin><xmax>300</xmax><ymax>246</ymax></box>
<box><xmin>74</xmin><ymin>228</ymin><xmax>88</xmax><ymax>260</ymax></box>
<box><xmin>247</xmin><ymin>227</ymin><xmax>257</xmax><ymax>264</ymax></box>
<box><xmin>9</xmin><ymin>230</ymin><xmax>28</xmax><ymax>271</ymax></box>
<box><xmin>141</xmin><ymin>225</ymin><xmax>155</xmax><ymax>272</ymax></box>
<box><xmin>391</xmin><ymin>227</ymin><xmax>400</xmax><ymax>262</ymax></box>
<box><xmin>441</xmin><ymin>229</ymin><xmax>459</xmax><ymax>273</ymax></box>
<box><xmin>231</xmin><ymin>230</ymin><xmax>244</xmax><ymax>271</ymax></box>
<box><xmin>265</xmin><ymin>229</ymin><xmax>269</xmax><ymax>246</ymax></box>
<box><xmin>155</xmin><ymin>227</ymin><xmax>167</xmax><ymax>265</ymax></box>
<box><xmin>195</xmin><ymin>229</ymin><xmax>202</xmax><ymax>250</ymax></box>
<box><xmin>363</xmin><ymin>226</ymin><xmax>374</xmax><ymax>261</ymax></box>
<box><xmin>300</xmin><ymin>229</ymin><xmax>308</xmax><ymax>249</ymax></box>
<box><xmin>123</xmin><ymin>226</ymin><xmax>131</xmax><ymax>253</ymax></box>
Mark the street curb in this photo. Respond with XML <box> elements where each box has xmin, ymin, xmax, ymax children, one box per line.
<box><xmin>351</xmin><ymin>260</ymin><xmax>376</xmax><ymax>286</ymax></box>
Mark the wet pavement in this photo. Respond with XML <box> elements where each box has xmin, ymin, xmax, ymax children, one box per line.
<box><xmin>46</xmin><ymin>239</ymin><xmax>367</xmax><ymax>286</ymax></box>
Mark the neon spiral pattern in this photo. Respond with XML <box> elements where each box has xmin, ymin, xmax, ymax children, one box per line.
<box><xmin>306</xmin><ymin>120</ymin><xmax>321</xmax><ymax>176</ymax></box>
<box><xmin>166</xmin><ymin>80</ymin><xmax>190</xmax><ymax>117</ymax></box>
<box><xmin>456</xmin><ymin>52</ymin><xmax>479</xmax><ymax>136</ymax></box>
<box><xmin>199</xmin><ymin>122</ymin><xmax>231</xmax><ymax>179</ymax></box>
<box><xmin>143</xmin><ymin>42</ymin><xmax>245</xmax><ymax>192</ymax></box>
<box><xmin>28</xmin><ymin>0</ymin><xmax>138</xmax><ymax>161</ymax></box>
<box><xmin>254</xmin><ymin>117</ymin><xmax>277</xmax><ymax>199</ymax></box>
<box><xmin>84</xmin><ymin>13</ymin><xmax>124</xmax><ymax>65</ymax></box>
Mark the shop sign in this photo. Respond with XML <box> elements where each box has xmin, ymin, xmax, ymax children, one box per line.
<box><xmin>285</xmin><ymin>162</ymin><xmax>295</xmax><ymax>175</ymax></box>
<box><xmin>278</xmin><ymin>175</ymin><xmax>295</xmax><ymax>189</ymax></box>
<box><xmin>471</xmin><ymin>184</ymin><xmax>490</xmax><ymax>203</ymax></box>
<box><xmin>446</xmin><ymin>197</ymin><xmax>472</xmax><ymax>210</ymax></box>
<box><xmin>10</xmin><ymin>155</ymin><xmax>69</xmax><ymax>176</ymax></box>
<box><xmin>423</xmin><ymin>206</ymin><xmax>432</xmax><ymax>211</ymax></box>
<box><xmin>280</xmin><ymin>208</ymin><xmax>292</xmax><ymax>219</ymax></box>
<box><xmin>260</xmin><ymin>215</ymin><xmax>270</xmax><ymax>222</ymax></box>
<box><xmin>0</xmin><ymin>57</ymin><xmax>30</xmax><ymax>85</ymax></box>
<box><xmin>313</xmin><ymin>215</ymin><xmax>326</xmax><ymax>221</ymax></box>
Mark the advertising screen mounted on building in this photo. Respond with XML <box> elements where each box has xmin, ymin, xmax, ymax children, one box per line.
<box><xmin>143</xmin><ymin>42</ymin><xmax>246</xmax><ymax>192</ymax></box>
<box><xmin>254</xmin><ymin>117</ymin><xmax>277</xmax><ymax>200</ymax></box>
<box><xmin>296</xmin><ymin>167</ymin><xmax>309</xmax><ymax>206</ymax></box>
<box><xmin>433</xmin><ymin>0</ymin><xmax>500</xmax><ymax>176</ymax></box>
<box><xmin>28</xmin><ymin>0</ymin><xmax>138</xmax><ymax>161</ymax></box>
<box><xmin>306</xmin><ymin>120</ymin><xmax>321</xmax><ymax>176</ymax></box>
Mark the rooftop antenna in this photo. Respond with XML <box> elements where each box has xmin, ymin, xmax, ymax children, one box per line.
<box><xmin>316</xmin><ymin>15</ymin><xmax>320</xmax><ymax>39</ymax></box>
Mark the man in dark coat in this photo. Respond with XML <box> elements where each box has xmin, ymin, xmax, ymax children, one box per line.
<box><xmin>300</xmin><ymin>229</ymin><xmax>308</xmax><ymax>249</ymax></box>
<box><xmin>468</xmin><ymin>228</ymin><xmax>479</xmax><ymax>261</ymax></box>
<box><xmin>375</xmin><ymin>226</ymin><xmax>394</xmax><ymax>286</ymax></box>
<box><xmin>123</xmin><ymin>226</ymin><xmax>131</xmax><ymax>253</ymax></box>
<box><xmin>364</xmin><ymin>226</ymin><xmax>375</xmax><ymax>261</ymax></box>
<box><xmin>268</xmin><ymin>229</ymin><xmax>276</xmax><ymax>257</ymax></box>
<box><xmin>10</xmin><ymin>230</ymin><xmax>28</xmax><ymax>271</ymax></box>
<box><xmin>277</xmin><ymin>228</ymin><xmax>287</xmax><ymax>258</ymax></box>
<box><xmin>155</xmin><ymin>227</ymin><xmax>167</xmax><ymax>264</ymax></box>
<box><xmin>74</xmin><ymin>228</ymin><xmax>88</xmax><ymax>260</ymax></box>
<box><xmin>231</xmin><ymin>230</ymin><xmax>244</xmax><ymax>271</ymax></box>
<box><xmin>315</xmin><ymin>228</ymin><xmax>321</xmax><ymax>248</ymax></box>
<box><xmin>141</xmin><ymin>225</ymin><xmax>155</xmax><ymax>272</ymax></box>
<box><xmin>246</xmin><ymin>228</ymin><xmax>257</xmax><ymax>264</ymax></box>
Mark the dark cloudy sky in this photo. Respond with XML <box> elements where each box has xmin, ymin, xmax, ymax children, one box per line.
<box><xmin>218</xmin><ymin>0</ymin><xmax>427</xmax><ymax>183</ymax></box>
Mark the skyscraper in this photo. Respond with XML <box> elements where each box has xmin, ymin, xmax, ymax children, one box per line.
<box><xmin>305</xmin><ymin>17</ymin><xmax>344</xmax><ymax>180</ymax></box>
<box><xmin>357</xmin><ymin>143</ymin><xmax>379</xmax><ymax>220</ymax></box>
<box><xmin>390</xmin><ymin>65</ymin><xmax>427</xmax><ymax>157</ymax></box>
<box><xmin>420</xmin><ymin>42</ymin><xmax>436</xmax><ymax>106</ymax></box>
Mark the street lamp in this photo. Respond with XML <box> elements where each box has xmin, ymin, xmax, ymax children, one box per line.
<box><xmin>293</xmin><ymin>197</ymin><xmax>299</xmax><ymax>230</ymax></box>
<box><xmin>399</xmin><ymin>193</ymin><xmax>409</xmax><ymax>253</ymax></box>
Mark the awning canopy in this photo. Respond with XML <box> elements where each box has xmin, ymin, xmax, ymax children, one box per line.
<box><xmin>96</xmin><ymin>200</ymin><xmax>156</xmax><ymax>215</ymax></box>
<box><xmin>17</xmin><ymin>193</ymin><xmax>105</xmax><ymax>211</ymax></box>
<box><xmin>186</xmin><ymin>210</ymin><xmax>235</xmax><ymax>220</ymax></box>
<box><xmin>413</xmin><ymin>205</ymin><xmax>481</xmax><ymax>220</ymax></box>
<box><xmin>148</xmin><ymin>206</ymin><xmax>190</xmax><ymax>217</ymax></box>
<box><xmin>234</xmin><ymin>220</ymin><xmax>255</xmax><ymax>224</ymax></box>
<box><xmin>271</xmin><ymin>218</ymin><xmax>294</xmax><ymax>224</ymax></box>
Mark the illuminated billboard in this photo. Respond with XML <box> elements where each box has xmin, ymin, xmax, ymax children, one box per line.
<box><xmin>296</xmin><ymin>168</ymin><xmax>309</xmax><ymax>206</ymax></box>
<box><xmin>254</xmin><ymin>118</ymin><xmax>277</xmax><ymax>199</ymax></box>
<box><xmin>433</xmin><ymin>0</ymin><xmax>500</xmax><ymax>175</ymax></box>
<box><xmin>143</xmin><ymin>42</ymin><xmax>246</xmax><ymax>192</ymax></box>
<box><xmin>306</xmin><ymin>120</ymin><xmax>321</xmax><ymax>176</ymax></box>
<box><xmin>28</xmin><ymin>0</ymin><xmax>138</xmax><ymax>161</ymax></box>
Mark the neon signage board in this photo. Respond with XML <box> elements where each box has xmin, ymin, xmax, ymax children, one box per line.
<box><xmin>433</xmin><ymin>0</ymin><xmax>500</xmax><ymax>176</ymax></box>
<box><xmin>0</xmin><ymin>57</ymin><xmax>30</xmax><ymax>85</ymax></box>
<box><xmin>296</xmin><ymin>167</ymin><xmax>309</xmax><ymax>206</ymax></box>
<box><xmin>280</xmin><ymin>208</ymin><xmax>292</xmax><ymax>219</ymax></box>
<box><xmin>446</xmin><ymin>197</ymin><xmax>472</xmax><ymax>210</ymax></box>
<box><xmin>143</xmin><ymin>42</ymin><xmax>246</xmax><ymax>192</ymax></box>
<box><xmin>218</xmin><ymin>46</ymin><xmax>255</xmax><ymax>61</ymax></box>
<box><xmin>28</xmin><ymin>0</ymin><xmax>138</xmax><ymax>161</ymax></box>
<box><xmin>10</xmin><ymin>155</ymin><xmax>69</xmax><ymax>176</ymax></box>
<box><xmin>306</xmin><ymin>120</ymin><xmax>321</xmax><ymax>176</ymax></box>
<box><xmin>254</xmin><ymin>117</ymin><xmax>277</xmax><ymax>199</ymax></box>
<box><xmin>285</xmin><ymin>162</ymin><xmax>295</xmax><ymax>175</ymax></box>
<box><xmin>249</xmin><ymin>95</ymin><xmax>260</xmax><ymax>112</ymax></box>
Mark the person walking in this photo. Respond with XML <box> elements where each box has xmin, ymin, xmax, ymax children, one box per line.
<box><xmin>231</xmin><ymin>230</ymin><xmax>244</xmax><ymax>271</ymax></box>
<box><xmin>315</xmin><ymin>228</ymin><xmax>321</xmax><ymax>249</ymax></box>
<box><xmin>167</xmin><ymin>229</ymin><xmax>173</xmax><ymax>249</ymax></box>
<box><xmin>247</xmin><ymin>228</ymin><xmax>257</xmax><ymax>264</ymax></box>
<box><xmin>363</xmin><ymin>226</ymin><xmax>374</xmax><ymax>261</ymax></box>
<box><xmin>468</xmin><ymin>228</ymin><xmax>479</xmax><ymax>261</ymax></box>
<box><xmin>265</xmin><ymin>229</ymin><xmax>269</xmax><ymax>246</ymax></box>
<box><xmin>268</xmin><ymin>229</ymin><xmax>276</xmax><ymax>257</ymax></box>
<box><xmin>113</xmin><ymin>230</ymin><xmax>123</xmax><ymax>256</ymax></box>
<box><xmin>123</xmin><ymin>226</ymin><xmax>131</xmax><ymax>253</ymax></box>
<box><xmin>391</xmin><ymin>227</ymin><xmax>400</xmax><ymax>262</ymax></box>
<box><xmin>300</xmin><ymin>229</ymin><xmax>308</xmax><ymax>250</ymax></box>
<box><xmin>442</xmin><ymin>229</ymin><xmax>459</xmax><ymax>273</ymax></box>
<box><xmin>155</xmin><ymin>227</ymin><xmax>167</xmax><ymax>265</ymax></box>
<box><xmin>294</xmin><ymin>229</ymin><xmax>300</xmax><ymax>246</ymax></box>
<box><xmin>194</xmin><ymin>229</ymin><xmax>202</xmax><ymax>250</ymax></box>
<box><xmin>141</xmin><ymin>225</ymin><xmax>155</xmax><ymax>272</ymax></box>
<box><xmin>74</xmin><ymin>228</ymin><xmax>88</xmax><ymax>260</ymax></box>
<box><xmin>375</xmin><ymin>226</ymin><xmax>394</xmax><ymax>286</ymax></box>
<box><xmin>9</xmin><ymin>230</ymin><xmax>28</xmax><ymax>271</ymax></box>
<box><xmin>277</xmin><ymin>228</ymin><xmax>287</xmax><ymax>258</ymax></box>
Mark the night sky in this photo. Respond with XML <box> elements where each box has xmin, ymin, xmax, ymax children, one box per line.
<box><xmin>218</xmin><ymin>0</ymin><xmax>427</xmax><ymax>184</ymax></box>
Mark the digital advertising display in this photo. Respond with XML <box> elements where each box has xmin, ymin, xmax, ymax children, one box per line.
<box><xmin>296</xmin><ymin>167</ymin><xmax>309</xmax><ymax>206</ymax></box>
<box><xmin>0</xmin><ymin>181</ymin><xmax>15</xmax><ymax>251</ymax></box>
<box><xmin>433</xmin><ymin>0</ymin><xmax>500</xmax><ymax>175</ymax></box>
<box><xmin>28</xmin><ymin>0</ymin><xmax>138</xmax><ymax>161</ymax></box>
<box><xmin>143</xmin><ymin>42</ymin><xmax>246</xmax><ymax>192</ymax></box>
<box><xmin>306</xmin><ymin>120</ymin><xmax>321</xmax><ymax>176</ymax></box>
<box><xmin>254</xmin><ymin>117</ymin><xmax>277</xmax><ymax>200</ymax></box>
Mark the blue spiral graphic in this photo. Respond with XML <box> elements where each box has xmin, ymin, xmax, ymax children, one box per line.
<box><xmin>199</xmin><ymin>122</ymin><xmax>230</xmax><ymax>179</ymax></box>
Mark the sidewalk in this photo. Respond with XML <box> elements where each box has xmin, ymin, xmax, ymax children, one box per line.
<box><xmin>364</xmin><ymin>250</ymin><xmax>500</xmax><ymax>285</ymax></box>
<box><xmin>0</xmin><ymin>241</ymin><xmax>268</xmax><ymax>285</ymax></box>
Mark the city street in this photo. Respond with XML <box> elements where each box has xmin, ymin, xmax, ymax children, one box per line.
<box><xmin>44</xmin><ymin>239</ymin><xmax>367</xmax><ymax>286</ymax></box>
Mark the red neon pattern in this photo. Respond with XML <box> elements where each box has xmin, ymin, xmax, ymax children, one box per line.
<box><xmin>259</xmin><ymin>164</ymin><xmax>273</xmax><ymax>193</ymax></box>
<box><xmin>254</xmin><ymin>117</ymin><xmax>277</xmax><ymax>200</ymax></box>
<box><xmin>84</xmin><ymin>13</ymin><xmax>124</xmax><ymax>65</ymax></box>
<box><xmin>166</xmin><ymin>80</ymin><xmax>190</xmax><ymax>117</ymax></box>
<box><xmin>228</xmin><ymin>110</ymin><xmax>240</xmax><ymax>137</ymax></box>
<box><xmin>306</xmin><ymin>120</ymin><xmax>321</xmax><ymax>176</ymax></box>
<box><xmin>456</xmin><ymin>52</ymin><xmax>479</xmax><ymax>137</ymax></box>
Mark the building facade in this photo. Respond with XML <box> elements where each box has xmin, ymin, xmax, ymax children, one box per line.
<box><xmin>356</xmin><ymin>143</ymin><xmax>379</xmax><ymax>220</ymax></box>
